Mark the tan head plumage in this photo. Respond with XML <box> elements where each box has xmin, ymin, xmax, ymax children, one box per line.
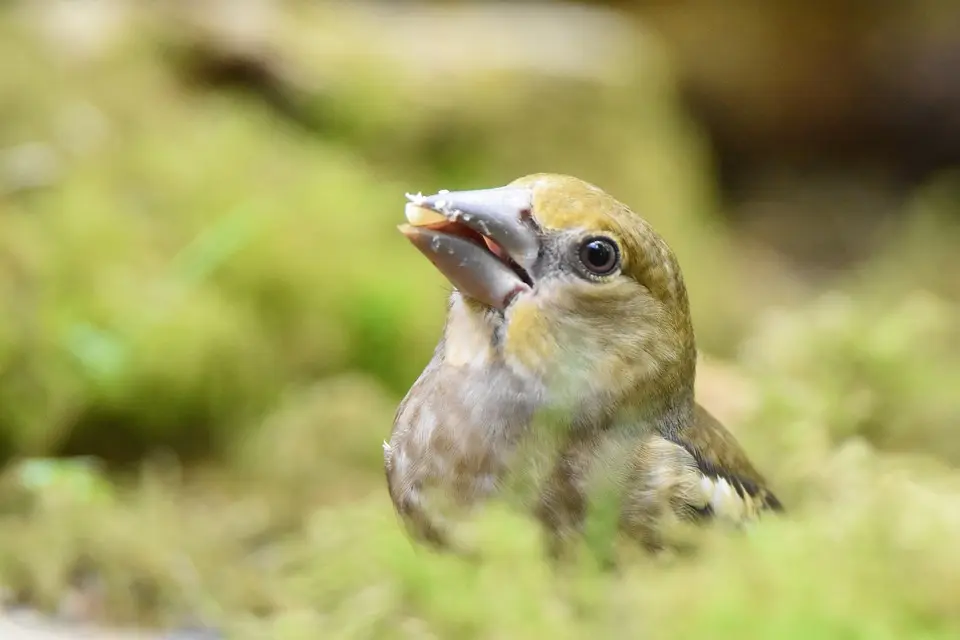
<box><xmin>509</xmin><ymin>173</ymin><xmax>690</xmax><ymax>309</ymax></box>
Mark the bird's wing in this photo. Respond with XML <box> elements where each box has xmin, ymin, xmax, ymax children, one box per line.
<box><xmin>657</xmin><ymin>403</ymin><xmax>783</xmax><ymax>521</ymax></box>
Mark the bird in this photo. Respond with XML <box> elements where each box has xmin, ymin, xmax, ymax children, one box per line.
<box><xmin>384</xmin><ymin>173</ymin><xmax>782</xmax><ymax>561</ymax></box>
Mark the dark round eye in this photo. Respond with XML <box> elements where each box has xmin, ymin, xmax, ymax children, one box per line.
<box><xmin>578</xmin><ymin>237</ymin><xmax>620</xmax><ymax>275</ymax></box>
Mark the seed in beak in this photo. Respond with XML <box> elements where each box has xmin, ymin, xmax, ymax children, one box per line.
<box><xmin>404</xmin><ymin>201</ymin><xmax>447</xmax><ymax>227</ymax></box>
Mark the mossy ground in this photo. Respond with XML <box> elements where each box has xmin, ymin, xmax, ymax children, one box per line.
<box><xmin>2</xmin><ymin>4</ymin><xmax>960</xmax><ymax>639</ymax></box>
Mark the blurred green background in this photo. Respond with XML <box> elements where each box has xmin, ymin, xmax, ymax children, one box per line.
<box><xmin>2</xmin><ymin>1</ymin><xmax>960</xmax><ymax>638</ymax></box>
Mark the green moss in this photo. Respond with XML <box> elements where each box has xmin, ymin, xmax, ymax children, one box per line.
<box><xmin>4</xmin><ymin>445</ymin><xmax>960</xmax><ymax>638</ymax></box>
<box><xmin>739</xmin><ymin>292</ymin><xmax>960</xmax><ymax>472</ymax></box>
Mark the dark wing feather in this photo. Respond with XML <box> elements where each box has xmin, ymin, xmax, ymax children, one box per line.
<box><xmin>661</xmin><ymin>403</ymin><xmax>783</xmax><ymax>515</ymax></box>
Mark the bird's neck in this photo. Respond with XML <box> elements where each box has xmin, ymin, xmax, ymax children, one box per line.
<box><xmin>439</xmin><ymin>291</ymin><xmax>699</xmax><ymax>434</ymax></box>
<box><xmin>608</xmin><ymin>343</ymin><xmax>697</xmax><ymax>437</ymax></box>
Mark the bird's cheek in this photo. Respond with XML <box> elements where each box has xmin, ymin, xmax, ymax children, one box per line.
<box><xmin>501</xmin><ymin>297</ymin><xmax>559</xmax><ymax>379</ymax></box>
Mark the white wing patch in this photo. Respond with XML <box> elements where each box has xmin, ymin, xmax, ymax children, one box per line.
<box><xmin>695</xmin><ymin>473</ymin><xmax>765</xmax><ymax>523</ymax></box>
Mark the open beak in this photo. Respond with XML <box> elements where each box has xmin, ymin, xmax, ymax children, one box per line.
<box><xmin>398</xmin><ymin>186</ymin><xmax>540</xmax><ymax>310</ymax></box>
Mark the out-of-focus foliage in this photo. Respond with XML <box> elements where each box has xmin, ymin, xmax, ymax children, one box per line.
<box><xmin>3</xmin><ymin>403</ymin><xmax>960</xmax><ymax>638</ymax></box>
<box><xmin>1</xmin><ymin>1</ymin><xmax>960</xmax><ymax>638</ymax></box>
<box><xmin>0</xmin><ymin>2</ymin><xmax>738</xmax><ymax>463</ymax></box>
<box><xmin>743</xmin><ymin>293</ymin><xmax>960</xmax><ymax>466</ymax></box>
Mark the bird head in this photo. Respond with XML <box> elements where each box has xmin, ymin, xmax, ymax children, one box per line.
<box><xmin>399</xmin><ymin>174</ymin><xmax>696</xmax><ymax>423</ymax></box>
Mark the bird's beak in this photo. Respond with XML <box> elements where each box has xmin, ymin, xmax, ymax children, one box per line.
<box><xmin>398</xmin><ymin>186</ymin><xmax>540</xmax><ymax>310</ymax></box>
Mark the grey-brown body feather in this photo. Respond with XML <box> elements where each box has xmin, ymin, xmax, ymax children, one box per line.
<box><xmin>385</xmin><ymin>300</ymin><xmax>782</xmax><ymax>557</ymax></box>
<box><xmin>385</xmin><ymin>300</ymin><xmax>541</xmax><ymax>550</ymax></box>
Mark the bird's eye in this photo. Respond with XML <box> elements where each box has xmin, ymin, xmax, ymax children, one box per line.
<box><xmin>578</xmin><ymin>236</ymin><xmax>620</xmax><ymax>276</ymax></box>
